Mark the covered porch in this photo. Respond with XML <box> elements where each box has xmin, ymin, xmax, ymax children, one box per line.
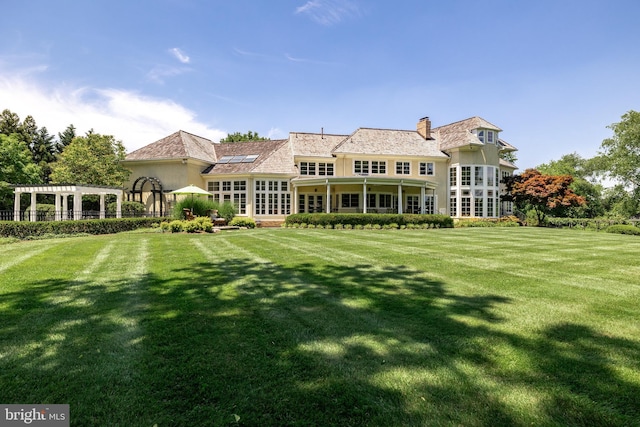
<box><xmin>12</xmin><ymin>185</ymin><xmax>123</xmax><ymax>221</ymax></box>
<box><xmin>291</xmin><ymin>177</ymin><xmax>438</xmax><ymax>215</ymax></box>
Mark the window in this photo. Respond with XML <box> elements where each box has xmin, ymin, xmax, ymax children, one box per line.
<box><xmin>406</xmin><ymin>196</ymin><xmax>420</xmax><ymax>214</ymax></box>
<box><xmin>461</xmin><ymin>166</ymin><xmax>471</xmax><ymax>186</ymax></box>
<box><xmin>487</xmin><ymin>167</ymin><xmax>495</xmax><ymax>187</ymax></box>
<box><xmin>424</xmin><ymin>195</ymin><xmax>435</xmax><ymax>214</ymax></box>
<box><xmin>301</xmin><ymin>162</ymin><xmax>333</xmax><ymax>176</ymax></box>
<box><xmin>318</xmin><ymin>163</ymin><xmax>327</xmax><ymax>176</ymax></box>
<box><xmin>420</xmin><ymin>162</ymin><xmax>434</xmax><ymax>176</ymax></box>
<box><xmin>474</xmin><ymin>189</ymin><xmax>483</xmax><ymax>217</ymax></box>
<box><xmin>478</xmin><ymin>130</ymin><xmax>485</xmax><ymax>143</ymax></box>
<box><xmin>209</xmin><ymin>180</ymin><xmax>247</xmax><ymax>214</ymax></box>
<box><xmin>487</xmin><ymin>131</ymin><xmax>494</xmax><ymax>144</ymax></box>
<box><xmin>367</xmin><ymin>193</ymin><xmax>376</xmax><ymax>209</ymax></box>
<box><xmin>449</xmin><ymin>167</ymin><xmax>457</xmax><ymax>187</ymax></box>
<box><xmin>461</xmin><ymin>191</ymin><xmax>471</xmax><ymax>217</ymax></box>
<box><xmin>474</xmin><ymin>166</ymin><xmax>484</xmax><ymax>186</ymax></box>
<box><xmin>379</xmin><ymin>194</ymin><xmax>393</xmax><ymax>208</ymax></box>
<box><xmin>354</xmin><ymin>160</ymin><xmax>369</xmax><ymax>175</ymax></box>
<box><xmin>450</xmin><ymin>191</ymin><xmax>457</xmax><ymax>217</ymax></box>
<box><xmin>395</xmin><ymin>161</ymin><xmax>410</xmax><ymax>175</ymax></box>
<box><xmin>487</xmin><ymin>190</ymin><xmax>494</xmax><ymax>217</ymax></box>
<box><xmin>300</xmin><ymin>162</ymin><xmax>310</xmax><ymax>175</ymax></box>
<box><xmin>371</xmin><ymin>161</ymin><xmax>386</xmax><ymax>175</ymax></box>
<box><xmin>256</xmin><ymin>180</ymin><xmax>290</xmax><ymax>215</ymax></box>
<box><xmin>341</xmin><ymin>193</ymin><xmax>359</xmax><ymax>208</ymax></box>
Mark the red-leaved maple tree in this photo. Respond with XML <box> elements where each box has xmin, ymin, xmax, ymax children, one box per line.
<box><xmin>502</xmin><ymin>169</ymin><xmax>585</xmax><ymax>224</ymax></box>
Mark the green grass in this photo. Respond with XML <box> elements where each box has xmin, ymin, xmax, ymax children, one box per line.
<box><xmin>1</xmin><ymin>228</ymin><xmax>639</xmax><ymax>426</ymax></box>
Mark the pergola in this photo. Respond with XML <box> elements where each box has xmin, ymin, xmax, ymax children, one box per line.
<box><xmin>13</xmin><ymin>184</ymin><xmax>123</xmax><ymax>222</ymax></box>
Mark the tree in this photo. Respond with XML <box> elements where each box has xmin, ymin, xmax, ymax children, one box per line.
<box><xmin>598</xmin><ymin>110</ymin><xmax>640</xmax><ymax>191</ymax></box>
<box><xmin>499</xmin><ymin>150</ymin><xmax>518</xmax><ymax>164</ymax></box>
<box><xmin>220</xmin><ymin>130</ymin><xmax>269</xmax><ymax>143</ymax></box>
<box><xmin>57</xmin><ymin>124</ymin><xmax>77</xmax><ymax>153</ymax></box>
<box><xmin>31</xmin><ymin>127</ymin><xmax>57</xmax><ymax>182</ymax></box>
<box><xmin>0</xmin><ymin>134</ymin><xmax>42</xmax><ymax>210</ymax></box>
<box><xmin>501</xmin><ymin>169</ymin><xmax>585</xmax><ymax>225</ymax></box>
<box><xmin>0</xmin><ymin>109</ymin><xmax>21</xmax><ymax>135</ymax></box>
<box><xmin>537</xmin><ymin>153</ymin><xmax>604</xmax><ymax>218</ymax></box>
<box><xmin>50</xmin><ymin>132</ymin><xmax>130</xmax><ymax>187</ymax></box>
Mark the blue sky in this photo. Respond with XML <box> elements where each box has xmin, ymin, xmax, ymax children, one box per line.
<box><xmin>1</xmin><ymin>0</ymin><xmax>639</xmax><ymax>170</ymax></box>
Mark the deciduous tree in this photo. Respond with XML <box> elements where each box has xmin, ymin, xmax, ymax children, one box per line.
<box><xmin>220</xmin><ymin>130</ymin><xmax>269</xmax><ymax>143</ymax></box>
<box><xmin>0</xmin><ymin>134</ymin><xmax>42</xmax><ymax>210</ymax></box>
<box><xmin>50</xmin><ymin>132</ymin><xmax>130</xmax><ymax>187</ymax></box>
<box><xmin>501</xmin><ymin>169</ymin><xmax>585</xmax><ymax>225</ymax></box>
<box><xmin>598</xmin><ymin>110</ymin><xmax>640</xmax><ymax>191</ymax></box>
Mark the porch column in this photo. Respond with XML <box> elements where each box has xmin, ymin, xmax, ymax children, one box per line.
<box><xmin>13</xmin><ymin>191</ymin><xmax>20</xmax><ymax>221</ymax></box>
<box><xmin>326</xmin><ymin>181</ymin><xmax>331</xmax><ymax>213</ymax></box>
<box><xmin>420</xmin><ymin>186</ymin><xmax>426</xmax><ymax>214</ymax></box>
<box><xmin>362</xmin><ymin>181</ymin><xmax>367</xmax><ymax>214</ymax></box>
<box><xmin>99</xmin><ymin>194</ymin><xmax>106</xmax><ymax>219</ymax></box>
<box><xmin>54</xmin><ymin>193</ymin><xmax>62</xmax><ymax>221</ymax></box>
<box><xmin>30</xmin><ymin>192</ymin><xmax>37</xmax><ymax>222</ymax></box>
<box><xmin>62</xmin><ymin>195</ymin><xmax>69</xmax><ymax>220</ymax></box>
<box><xmin>116</xmin><ymin>195</ymin><xmax>122</xmax><ymax>219</ymax></box>
<box><xmin>293</xmin><ymin>186</ymin><xmax>298</xmax><ymax>214</ymax></box>
<box><xmin>397</xmin><ymin>184</ymin><xmax>403</xmax><ymax>214</ymax></box>
<box><xmin>73</xmin><ymin>192</ymin><xmax>82</xmax><ymax>220</ymax></box>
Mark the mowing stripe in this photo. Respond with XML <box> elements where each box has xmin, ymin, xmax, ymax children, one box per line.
<box><xmin>0</xmin><ymin>242</ymin><xmax>61</xmax><ymax>274</ymax></box>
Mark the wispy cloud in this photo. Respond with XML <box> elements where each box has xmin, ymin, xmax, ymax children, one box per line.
<box><xmin>284</xmin><ymin>53</ymin><xmax>340</xmax><ymax>66</ymax></box>
<box><xmin>169</xmin><ymin>47</ymin><xmax>190</xmax><ymax>64</ymax></box>
<box><xmin>146</xmin><ymin>65</ymin><xmax>191</xmax><ymax>84</ymax></box>
<box><xmin>0</xmin><ymin>71</ymin><xmax>226</xmax><ymax>151</ymax></box>
<box><xmin>295</xmin><ymin>0</ymin><xmax>361</xmax><ymax>26</ymax></box>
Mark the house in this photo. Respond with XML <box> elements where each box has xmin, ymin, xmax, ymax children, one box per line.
<box><xmin>121</xmin><ymin>116</ymin><xmax>517</xmax><ymax>225</ymax></box>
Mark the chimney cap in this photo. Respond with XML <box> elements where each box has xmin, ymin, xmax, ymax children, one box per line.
<box><xmin>420</xmin><ymin>116</ymin><xmax>430</xmax><ymax>121</ymax></box>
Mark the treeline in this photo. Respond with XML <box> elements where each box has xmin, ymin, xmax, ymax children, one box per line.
<box><xmin>505</xmin><ymin>110</ymin><xmax>640</xmax><ymax>222</ymax></box>
<box><xmin>0</xmin><ymin>108</ymin><xmax>129</xmax><ymax>211</ymax></box>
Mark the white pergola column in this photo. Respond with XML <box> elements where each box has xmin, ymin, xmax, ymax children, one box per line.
<box><xmin>62</xmin><ymin>195</ymin><xmax>69</xmax><ymax>220</ymax></box>
<box><xmin>99</xmin><ymin>194</ymin><xmax>106</xmax><ymax>219</ymax></box>
<box><xmin>116</xmin><ymin>196</ymin><xmax>122</xmax><ymax>219</ymax></box>
<box><xmin>30</xmin><ymin>192</ymin><xmax>37</xmax><ymax>222</ymax></box>
<box><xmin>362</xmin><ymin>181</ymin><xmax>367</xmax><ymax>213</ymax></box>
<box><xmin>13</xmin><ymin>192</ymin><xmax>20</xmax><ymax>221</ymax></box>
<box><xmin>420</xmin><ymin>186</ymin><xmax>426</xmax><ymax>214</ymax></box>
<box><xmin>397</xmin><ymin>184</ymin><xmax>403</xmax><ymax>214</ymax></box>
<box><xmin>293</xmin><ymin>186</ymin><xmax>298</xmax><ymax>214</ymax></box>
<box><xmin>326</xmin><ymin>181</ymin><xmax>331</xmax><ymax>213</ymax></box>
<box><xmin>73</xmin><ymin>192</ymin><xmax>82</xmax><ymax>220</ymax></box>
<box><xmin>55</xmin><ymin>194</ymin><xmax>62</xmax><ymax>221</ymax></box>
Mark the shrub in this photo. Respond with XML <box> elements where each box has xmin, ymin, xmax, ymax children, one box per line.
<box><xmin>194</xmin><ymin>217</ymin><xmax>214</xmax><ymax>232</ymax></box>
<box><xmin>606</xmin><ymin>224</ymin><xmax>640</xmax><ymax>236</ymax></box>
<box><xmin>0</xmin><ymin>218</ymin><xmax>162</xmax><ymax>239</ymax></box>
<box><xmin>284</xmin><ymin>213</ymin><xmax>453</xmax><ymax>229</ymax></box>
<box><xmin>228</xmin><ymin>217</ymin><xmax>256</xmax><ymax>228</ymax></box>
<box><xmin>108</xmin><ymin>201</ymin><xmax>146</xmax><ymax>217</ymax></box>
<box><xmin>168</xmin><ymin>220</ymin><xmax>184</xmax><ymax>233</ymax></box>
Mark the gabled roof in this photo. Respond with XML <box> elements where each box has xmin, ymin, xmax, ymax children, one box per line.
<box><xmin>202</xmin><ymin>139</ymin><xmax>292</xmax><ymax>175</ymax></box>
<box><xmin>498</xmin><ymin>138</ymin><xmax>517</xmax><ymax>152</ymax></box>
<box><xmin>433</xmin><ymin>116</ymin><xmax>502</xmax><ymax>151</ymax></box>
<box><xmin>290</xmin><ymin>132</ymin><xmax>348</xmax><ymax>157</ymax></box>
<box><xmin>333</xmin><ymin>128</ymin><xmax>448</xmax><ymax>158</ymax></box>
<box><xmin>125</xmin><ymin>130</ymin><xmax>216</xmax><ymax>162</ymax></box>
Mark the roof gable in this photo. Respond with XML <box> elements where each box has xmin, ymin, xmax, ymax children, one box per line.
<box><xmin>433</xmin><ymin>116</ymin><xmax>502</xmax><ymax>151</ymax></box>
<box><xmin>125</xmin><ymin>130</ymin><xmax>216</xmax><ymax>162</ymax></box>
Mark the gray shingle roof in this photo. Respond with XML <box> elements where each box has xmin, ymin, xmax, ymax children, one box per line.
<box><xmin>125</xmin><ymin>130</ymin><xmax>216</xmax><ymax>162</ymax></box>
<box><xmin>433</xmin><ymin>116</ymin><xmax>503</xmax><ymax>151</ymax></box>
<box><xmin>333</xmin><ymin>128</ymin><xmax>448</xmax><ymax>158</ymax></box>
<box><xmin>290</xmin><ymin>132</ymin><xmax>348</xmax><ymax>157</ymax></box>
<box><xmin>202</xmin><ymin>139</ymin><xmax>293</xmax><ymax>175</ymax></box>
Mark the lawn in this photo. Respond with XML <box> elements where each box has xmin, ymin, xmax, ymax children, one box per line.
<box><xmin>0</xmin><ymin>227</ymin><xmax>639</xmax><ymax>426</ymax></box>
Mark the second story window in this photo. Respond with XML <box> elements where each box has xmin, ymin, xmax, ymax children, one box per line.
<box><xmin>420</xmin><ymin>162</ymin><xmax>434</xmax><ymax>176</ymax></box>
<box><xmin>354</xmin><ymin>160</ymin><xmax>369</xmax><ymax>175</ymax></box>
<box><xmin>371</xmin><ymin>161</ymin><xmax>386</xmax><ymax>174</ymax></box>
<box><xmin>395</xmin><ymin>161</ymin><xmax>410</xmax><ymax>175</ymax></box>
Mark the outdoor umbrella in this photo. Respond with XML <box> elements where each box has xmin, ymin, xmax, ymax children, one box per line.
<box><xmin>170</xmin><ymin>184</ymin><xmax>212</xmax><ymax>214</ymax></box>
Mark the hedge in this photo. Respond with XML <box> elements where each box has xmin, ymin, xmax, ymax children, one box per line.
<box><xmin>284</xmin><ymin>213</ymin><xmax>453</xmax><ymax>229</ymax></box>
<box><xmin>606</xmin><ymin>224</ymin><xmax>640</xmax><ymax>236</ymax></box>
<box><xmin>0</xmin><ymin>218</ymin><xmax>162</xmax><ymax>239</ymax></box>
<box><xmin>545</xmin><ymin>217</ymin><xmax>633</xmax><ymax>231</ymax></box>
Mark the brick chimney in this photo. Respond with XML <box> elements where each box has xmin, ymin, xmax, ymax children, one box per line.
<box><xmin>417</xmin><ymin>116</ymin><xmax>431</xmax><ymax>139</ymax></box>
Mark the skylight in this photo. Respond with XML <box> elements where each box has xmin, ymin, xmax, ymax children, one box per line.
<box><xmin>216</xmin><ymin>154</ymin><xmax>259</xmax><ymax>164</ymax></box>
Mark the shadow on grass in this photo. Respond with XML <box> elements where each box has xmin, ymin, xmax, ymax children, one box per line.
<box><xmin>1</xmin><ymin>253</ymin><xmax>639</xmax><ymax>426</ymax></box>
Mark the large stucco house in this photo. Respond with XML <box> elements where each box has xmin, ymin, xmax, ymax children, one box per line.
<box><xmin>121</xmin><ymin>116</ymin><xmax>517</xmax><ymax>225</ymax></box>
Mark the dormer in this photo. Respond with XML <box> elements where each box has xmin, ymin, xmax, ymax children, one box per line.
<box><xmin>471</xmin><ymin>128</ymin><xmax>498</xmax><ymax>145</ymax></box>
